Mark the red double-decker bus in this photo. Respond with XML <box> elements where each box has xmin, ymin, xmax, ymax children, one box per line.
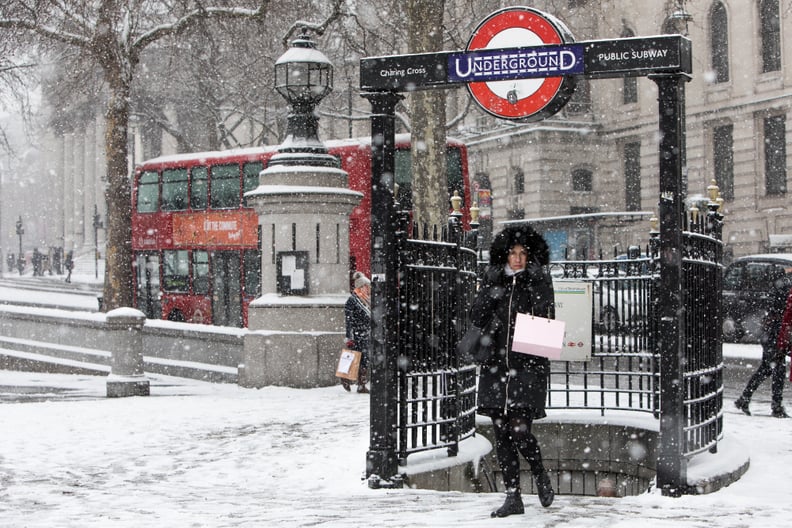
<box><xmin>131</xmin><ymin>134</ymin><xmax>472</xmax><ymax>327</ymax></box>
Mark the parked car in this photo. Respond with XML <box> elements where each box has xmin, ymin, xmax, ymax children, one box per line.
<box><xmin>722</xmin><ymin>253</ymin><xmax>792</xmax><ymax>342</ymax></box>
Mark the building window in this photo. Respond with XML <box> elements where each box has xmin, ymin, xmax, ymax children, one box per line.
<box><xmin>566</xmin><ymin>78</ymin><xmax>591</xmax><ymax>114</ymax></box>
<box><xmin>513</xmin><ymin>167</ymin><xmax>525</xmax><ymax>194</ymax></box>
<box><xmin>760</xmin><ymin>0</ymin><xmax>781</xmax><ymax>73</ymax></box>
<box><xmin>764</xmin><ymin>114</ymin><xmax>787</xmax><ymax>195</ymax></box>
<box><xmin>710</xmin><ymin>2</ymin><xmax>729</xmax><ymax>83</ymax></box>
<box><xmin>621</xmin><ymin>27</ymin><xmax>638</xmax><ymax>103</ymax></box>
<box><xmin>572</xmin><ymin>168</ymin><xmax>592</xmax><ymax>192</ymax></box>
<box><xmin>624</xmin><ymin>142</ymin><xmax>641</xmax><ymax>211</ymax></box>
<box><xmin>713</xmin><ymin>124</ymin><xmax>734</xmax><ymax>201</ymax></box>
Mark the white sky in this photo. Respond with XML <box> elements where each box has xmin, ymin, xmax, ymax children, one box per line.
<box><xmin>0</xmin><ymin>274</ymin><xmax>791</xmax><ymax>527</ymax></box>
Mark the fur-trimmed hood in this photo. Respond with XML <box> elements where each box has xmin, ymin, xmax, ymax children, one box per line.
<box><xmin>489</xmin><ymin>225</ymin><xmax>550</xmax><ymax>267</ymax></box>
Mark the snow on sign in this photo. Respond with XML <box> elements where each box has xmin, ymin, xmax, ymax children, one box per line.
<box><xmin>460</xmin><ymin>6</ymin><xmax>578</xmax><ymax>121</ymax></box>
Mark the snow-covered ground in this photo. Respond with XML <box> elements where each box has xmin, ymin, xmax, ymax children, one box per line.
<box><xmin>1</xmin><ymin>267</ymin><xmax>791</xmax><ymax>526</ymax></box>
<box><xmin>0</xmin><ymin>344</ymin><xmax>791</xmax><ymax>528</ymax></box>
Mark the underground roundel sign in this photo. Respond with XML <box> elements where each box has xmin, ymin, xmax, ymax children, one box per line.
<box><xmin>465</xmin><ymin>7</ymin><xmax>577</xmax><ymax>121</ymax></box>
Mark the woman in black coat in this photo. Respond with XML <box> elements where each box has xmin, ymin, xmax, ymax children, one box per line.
<box><xmin>344</xmin><ymin>271</ymin><xmax>371</xmax><ymax>393</ymax></box>
<box><xmin>469</xmin><ymin>225</ymin><xmax>555</xmax><ymax>517</ymax></box>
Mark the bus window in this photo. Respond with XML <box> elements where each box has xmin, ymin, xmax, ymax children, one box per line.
<box><xmin>244</xmin><ymin>249</ymin><xmax>261</xmax><ymax>297</ymax></box>
<box><xmin>210</xmin><ymin>163</ymin><xmax>241</xmax><ymax>209</ymax></box>
<box><xmin>162</xmin><ymin>168</ymin><xmax>188</xmax><ymax>211</ymax></box>
<box><xmin>243</xmin><ymin>162</ymin><xmax>263</xmax><ymax>194</ymax></box>
<box><xmin>193</xmin><ymin>250</ymin><xmax>209</xmax><ymax>295</ymax></box>
<box><xmin>191</xmin><ymin>166</ymin><xmax>208</xmax><ymax>210</ymax></box>
<box><xmin>135</xmin><ymin>253</ymin><xmax>161</xmax><ymax>319</ymax></box>
<box><xmin>137</xmin><ymin>171</ymin><xmax>159</xmax><ymax>213</ymax></box>
<box><xmin>163</xmin><ymin>250</ymin><xmax>190</xmax><ymax>292</ymax></box>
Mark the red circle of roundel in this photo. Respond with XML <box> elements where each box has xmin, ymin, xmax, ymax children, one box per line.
<box><xmin>466</xmin><ymin>7</ymin><xmax>568</xmax><ymax>120</ymax></box>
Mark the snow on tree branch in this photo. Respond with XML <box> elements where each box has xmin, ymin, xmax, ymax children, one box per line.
<box><xmin>280</xmin><ymin>0</ymin><xmax>345</xmax><ymax>47</ymax></box>
<box><xmin>133</xmin><ymin>1</ymin><xmax>272</xmax><ymax>51</ymax></box>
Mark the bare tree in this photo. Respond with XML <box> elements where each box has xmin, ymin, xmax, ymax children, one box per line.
<box><xmin>0</xmin><ymin>41</ymin><xmax>38</xmax><ymax>154</ymax></box>
<box><xmin>0</xmin><ymin>0</ymin><xmax>342</xmax><ymax>311</ymax></box>
<box><xmin>407</xmin><ymin>0</ymin><xmax>448</xmax><ymax>233</ymax></box>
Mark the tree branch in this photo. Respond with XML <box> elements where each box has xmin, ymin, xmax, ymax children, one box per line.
<box><xmin>280</xmin><ymin>0</ymin><xmax>345</xmax><ymax>47</ymax></box>
<box><xmin>0</xmin><ymin>18</ymin><xmax>90</xmax><ymax>49</ymax></box>
<box><xmin>133</xmin><ymin>0</ymin><xmax>272</xmax><ymax>53</ymax></box>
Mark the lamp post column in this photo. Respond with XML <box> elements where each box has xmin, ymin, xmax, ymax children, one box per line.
<box><xmin>363</xmin><ymin>91</ymin><xmax>403</xmax><ymax>489</ymax></box>
<box><xmin>15</xmin><ymin>216</ymin><xmax>23</xmax><ymax>275</ymax></box>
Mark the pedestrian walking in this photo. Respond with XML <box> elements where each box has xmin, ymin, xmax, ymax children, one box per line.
<box><xmin>735</xmin><ymin>268</ymin><xmax>791</xmax><ymax>418</ymax></box>
<box><xmin>32</xmin><ymin>248</ymin><xmax>42</xmax><ymax>276</ymax></box>
<box><xmin>64</xmin><ymin>250</ymin><xmax>74</xmax><ymax>283</ymax></box>
<box><xmin>467</xmin><ymin>225</ymin><xmax>555</xmax><ymax>517</ymax></box>
<box><xmin>343</xmin><ymin>271</ymin><xmax>371</xmax><ymax>393</ymax></box>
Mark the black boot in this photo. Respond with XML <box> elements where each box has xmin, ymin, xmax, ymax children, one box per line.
<box><xmin>491</xmin><ymin>489</ymin><xmax>524</xmax><ymax>518</ymax></box>
<box><xmin>772</xmin><ymin>405</ymin><xmax>789</xmax><ymax>418</ymax></box>
<box><xmin>356</xmin><ymin>367</ymin><xmax>369</xmax><ymax>393</ymax></box>
<box><xmin>734</xmin><ymin>397</ymin><xmax>751</xmax><ymax>416</ymax></box>
<box><xmin>536</xmin><ymin>471</ymin><xmax>555</xmax><ymax>508</ymax></box>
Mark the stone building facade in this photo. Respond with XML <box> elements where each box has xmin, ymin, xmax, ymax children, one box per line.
<box><xmin>461</xmin><ymin>0</ymin><xmax>792</xmax><ymax>261</ymax></box>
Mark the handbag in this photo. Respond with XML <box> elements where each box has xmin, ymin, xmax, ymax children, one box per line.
<box><xmin>456</xmin><ymin>324</ymin><xmax>495</xmax><ymax>364</ymax></box>
<box><xmin>511</xmin><ymin>312</ymin><xmax>566</xmax><ymax>360</ymax></box>
<box><xmin>336</xmin><ymin>349</ymin><xmax>362</xmax><ymax>380</ymax></box>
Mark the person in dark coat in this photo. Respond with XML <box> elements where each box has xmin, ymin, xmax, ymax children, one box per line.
<box><xmin>469</xmin><ymin>225</ymin><xmax>555</xmax><ymax>517</ymax></box>
<box><xmin>343</xmin><ymin>271</ymin><xmax>371</xmax><ymax>393</ymax></box>
<box><xmin>738</xmin><ymin>268</ymin><xmax>792</xmax><ymax>417</ymax></box>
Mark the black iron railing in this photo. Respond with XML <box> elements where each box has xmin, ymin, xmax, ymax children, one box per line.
<box><xmin>546</xmin><ymin>207</ymin><xmax>724</xmax><ymax>460</ymax></box>
<box><xmin>548</xmin><ymin>253</ymin><xmax>660</xmax><ymax>416</ymax></box>
<box><xmin>394</xmin><ymin>212</ymin><xmax>479</xmax><ymax>464</ymax></box>
<box><xmin>678</xmin><ymin>204</ymin><xmax>724</xmax><ymax>457</ymax></box>
<box><xmin>391</xmin><ymin>200</ymin><xmax>722</xmax><ymax>471</ymax></box>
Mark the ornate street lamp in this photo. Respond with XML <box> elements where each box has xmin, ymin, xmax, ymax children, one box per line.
<box><xmin>270</xmin><ymin>28</ymin><xmax>338</xmax><ymax>168</ymax></box>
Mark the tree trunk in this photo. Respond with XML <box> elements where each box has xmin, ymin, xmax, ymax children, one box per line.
<box><xmin>408</xmin><ymin>0</ymin><xmax>447</xmax><ymax>236</ymax></box>
<box><xmin>102</xmin><ymin>80</ymin><xmax>134</xmax><ymax>310</ymax></box>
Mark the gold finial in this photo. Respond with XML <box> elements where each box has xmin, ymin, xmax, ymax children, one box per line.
<box><xmin>470</xmin><ymin>201</ymin><xmax>480</xmax><ymax>224</ymax></box>
<box><xmin>450</xmin><ymin>190</ymin><xmax>462</xmax><ymax>213</ymax></box>
<box><xmin>707</xmin><ymin>179</ymin><xmax>719</xmax><ymax>202</ymax></box>
<box><xmin>716</xmin><ymin>196</ymin><xmax>724</xmax><ymax>213</ymax></box>
<box><xmin>650</xmin><ymin>214</ymin><xmax>659</xmax><ymax>233</ymax></box>
<box><xmin>690</xmin><ymin>203</ymin><xmax>699</xmax><ymax>223</ymax></box>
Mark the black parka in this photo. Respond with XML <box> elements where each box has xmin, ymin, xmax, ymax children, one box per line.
<box><xmin>470</xmin><ymin>226</ymin><xmax>555</xmax><ymax>419</ymax></box>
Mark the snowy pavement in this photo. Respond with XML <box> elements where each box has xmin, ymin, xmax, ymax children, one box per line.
<box><xmin>1</xmin><ymin>348</ymin><xmax>792</xmax><ymax>527</ymax></box>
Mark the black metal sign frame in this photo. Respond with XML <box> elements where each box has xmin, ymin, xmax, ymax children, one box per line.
<box><xmin>363</xmin><ymin>31</ymin><xmax>693</xmax><ymax>498</ymax></box>
<box><xmin>360</xmin><ymin>35</ymin><xmax>691</xmax><ymax>92</ymax></box>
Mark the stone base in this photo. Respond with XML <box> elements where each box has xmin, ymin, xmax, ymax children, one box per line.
<box><xmin>106</xmin><ymin>376</ymin><xmax>151</xmax><ymax>398</ymax></box>
<box><xmin>239</xmin><ymin>330</ymin><xmax>343</xmax><ymax>388</ymax></box>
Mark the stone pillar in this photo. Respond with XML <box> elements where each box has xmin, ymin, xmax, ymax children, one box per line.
<box><xmin>72</xmin><ymin>133</ymin><xmax>85</xmax><ymax>249</ymax></box>
<box><xmin>62</xmin><ymin>133</ymin><xmax>75</xmax><ymax>252</ymax></box>
<box><xmin>105</xmin><ymin>308</ymin><xmax>150</xmax><ymax>397</ymax></box>
<box><xmin>83</xmin><ymin>121</ymin><xmax>97</xmax><ymax>253</ymax></box>
<box><xmin>239</xmin><ymin>162</ymin><xmax>362</xmax><ymax>388</ymax></box>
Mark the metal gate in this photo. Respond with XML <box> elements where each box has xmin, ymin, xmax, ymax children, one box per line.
<box><xmin>395</xmin><ymin>211</ymin><xmax>478</xmax><ymax>464</ymax></box>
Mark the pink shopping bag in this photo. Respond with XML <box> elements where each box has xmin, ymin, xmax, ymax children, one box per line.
<box><xmin>511</xmin><ymin>313</ymin><xmax>566</xmax><ymax>360</ymax></box>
